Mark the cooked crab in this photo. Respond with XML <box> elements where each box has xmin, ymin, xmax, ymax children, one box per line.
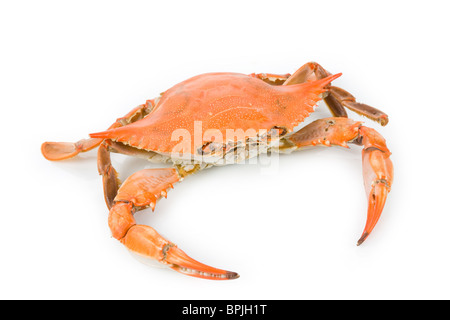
<box><xmin>42</xmin><ymin>62</ymin><xmax>393</xmax><ymax>280</ymax></box>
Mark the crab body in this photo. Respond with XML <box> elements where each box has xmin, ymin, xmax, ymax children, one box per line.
<box><xmin>91</xmin><ymin>72</ymin><xmax>340</xmax><ymax>165</ymax></box>
<box><xmin>42</xmin><ymin>62</ymin><xmax>393</xmax><ymax>280</ymax></box>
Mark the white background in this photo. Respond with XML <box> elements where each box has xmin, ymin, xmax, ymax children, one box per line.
<box><xmin>1</xmin><ymin>1</ymin><xmax>449</xmax><ymax>300</ymax></box>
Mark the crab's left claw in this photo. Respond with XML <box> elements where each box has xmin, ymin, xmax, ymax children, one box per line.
<box><xmin>358</xmin><ymin>127</ymin><xmax>394</xmax><ymax>245</ymax></box>
<box><xmin>122</xmin><ymin>224</ymin><xmax>239</xmax><ymax>280</ymax></box>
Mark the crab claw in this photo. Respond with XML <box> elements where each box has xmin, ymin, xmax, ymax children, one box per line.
<box><xmin>108</xmin><ymin>168</ymin><xmax>238</xmax><ymax>280</ymax></box>
<box><xmin>357</xmin><ymin>127</ymin><xmax>393</xmax><ymax>246</ymax></box>
<box><xmin>122</xmin><ymin>225</ymin><xmax>239</xmax><ymax>280</ymax></box>
<box><xmin>166</xmin><ymin>242</ymin><xmax>239</xmax><ymax>280</ymax></box>
<box><xmin>357</xmin><ymin>176</ymin><xmax>390</xmax><ymax>246</ymax></box>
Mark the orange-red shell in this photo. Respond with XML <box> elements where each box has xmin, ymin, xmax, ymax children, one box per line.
<box><xmin>90</xmin><ymin>72</ymin><xmax>341</xmax><ymax>154</ymax></box>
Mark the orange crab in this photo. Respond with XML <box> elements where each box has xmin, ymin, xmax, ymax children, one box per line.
<box><xmin>42</xmin><ymin>62</ymin><xmax>393</xmax><ymax>280</ymax></box>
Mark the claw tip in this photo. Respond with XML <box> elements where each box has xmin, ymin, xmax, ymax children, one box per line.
<box><xmin>357</xmin><ymin>232</ymin><xmax>369</xmax><ymax>246</ymax></box>
<box><xmin>379</xmin><ymin>115</ymin><xmax>389</xmax><ymax>126</ymax></box>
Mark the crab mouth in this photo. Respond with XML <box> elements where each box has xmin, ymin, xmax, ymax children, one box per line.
<box><xmin>164</xmin><ymin>245</ymin><xmax>239</xmax><ymax>280</ymax></box>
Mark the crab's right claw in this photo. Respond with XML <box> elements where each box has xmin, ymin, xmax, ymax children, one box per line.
<box><xmin>109</xmin><ymin>168</ymin><xmax>239</xmax><ymax>280</ymax></box>
<box><xmin>357</xmin><ymin>127</ymin><xmax>394</xmax><ymax>246</ymax></box>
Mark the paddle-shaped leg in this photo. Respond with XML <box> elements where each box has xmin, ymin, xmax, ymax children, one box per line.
<box><xmin>41</xmin><ymin>102</ymin><xmax>154</xmax><ymax>161</ymax></box>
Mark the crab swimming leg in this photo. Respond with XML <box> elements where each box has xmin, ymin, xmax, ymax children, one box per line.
<box><xmin>108</xmin><ymin>167</ymin><xmax>239</xmax><ymax>280</ymax></box>
<box><xmin>279</xmin><ymin>117</ymin><xmax>393</xmax><ymax>245</ymax></box>
<box><xmin>97</xmin><ymin>139</ymin><xmax>121</xmax><ymax>209</ymax></box>
<box><xmin>41</xmin><ymin>101</ymin><xmax>156</xmax><ymax>161</ymax></box>
<box><xmin>283</xmin><ymin>62</ymin><xmax>389</xmax><ymax>126</ymax></box>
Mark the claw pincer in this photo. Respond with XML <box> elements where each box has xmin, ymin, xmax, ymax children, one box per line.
<box><xmin>358</xmin><ymin>127</ymin><xmax>393</xmax><ymax>245</ymax></box>
<box><xmin>108</xmin><ymin>168</ymin><xmax>239</xmax><ymax>280</ymax></box>
<box><xmin>284</xmin><ymin>118</ymin><xmax>393</xmax><ymax>245</ymax></box>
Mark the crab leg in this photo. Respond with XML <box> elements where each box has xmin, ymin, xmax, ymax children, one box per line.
<box><xmin>41</xmin><ymin>137</ymin><xmax>104</xmax><ymax>161</ymax></box>
<box><xmin>283</xmin><ymin>62</ymin><xmax>389</xmax><ymax>125</ymax></box>
<box><xmin>109</xmin><ymin>168</ymin><xmax>239</xmax><ymax>280</ymax></box>
<box><xmin>280</xmin><ymin>117</ymin><xmax>393</xmax><ymax>245</ymax></box>
<box><xmin>97</xmin><ymin>140</ymin><xmax>121</xmax><ymax>209</ymax></box>
<box><xmin>329</xmin><ymin>86</ymin><xmax>389</xmax><ymax>126</ymax></box>
<box><xmin>249</xmin><ymin>72</ymin><xmax>291</xmax><ymax>85</ymax></box>
<box><xmin>41</xmin><ymin>102</ymin><xmax>154</xmax><ymax>161</ymax></box>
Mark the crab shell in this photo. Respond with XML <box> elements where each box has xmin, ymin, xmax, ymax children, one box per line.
<box><xmin>90</xmin><ymin>72</ymin><xmax>341</xmax><ymax>159</ymax></box>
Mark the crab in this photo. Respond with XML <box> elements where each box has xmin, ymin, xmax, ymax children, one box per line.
<box><xmin>42</xmin><ymin>62</ymin><xmax>393</xmax><ymax>280</ymax></box>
